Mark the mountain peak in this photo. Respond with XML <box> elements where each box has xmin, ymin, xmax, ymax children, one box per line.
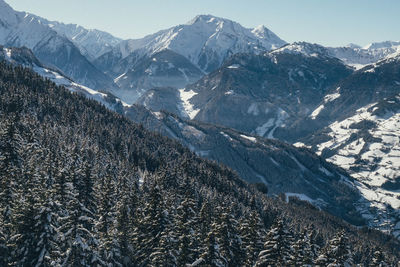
<box><xmin>270</xmin><ymin>42</ymin><xmax>331</xmax><ymax>58</ymax></box>
<box><xmin>345</xmin><ymin>43</ymin><xmax>361</xmax><ymax>49</ymax></box>
<box><xmin>253</xmin><ymin>24</ymin><xmax>268</xmax><ymax>32</ymax></box>
<box><xmin>115</xmin><ymin>14</ymin><xmax>286</xmax><ymax>73</ymax></box>
<box><xmin>363</xmin><ymin>41</ymin><xmax>400</xmax><ymax>50</ymax></box>
<box><xmin>187</xmin><ymin>14</ymin><xmax>229</xmax><ymax>25</ymax></box>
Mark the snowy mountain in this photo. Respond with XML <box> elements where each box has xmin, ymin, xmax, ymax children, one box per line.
<box><xmin>270</xmin><ymin>42</ymin><xmax>332</xmax><ymax>58</ymax></box>
<box><xmin>0</xmin><ymin>0</ymin><xmax>117</xmax><ymax>91</ymax></box>
<box><xmin>93</xmin><ymin>14</ymin><xmax>286</xmax><ymax>103</ymax></box>
<box><xmin>297</xmin><ymin>95</ymin><xmax>400</xmax><ymax>239</ymax></box>
<box><xmin>137</xmin><ymin>45</ymin><xmax>353</xmax><ymax>138</ymax></box>
<box><xmin>272</xmin><ymin>41</ymin><xmax>400</xmax><ymax>70</ymax></box>
<box><xmin>5</xmin><ymin>42</ymin><xmax>400</xmax><ymax>240</ymax></box>
<box><xmin>2</xmin><ymin>59</ymin><xmax>399</xmax><ymax>265</ymax></box>
<box><xmin>98</xmin><ymin>15</ymin><xmax>286</xmax><ymax>73</ymax></box>
<box><xmin>125</xmin><ymin>107</ymin><xmax>369</xmax><ymax>224</ymax></box>
<box><xmin>292</xmin><ymin>56</ymin><xmax>400</xmax><ymax>238</ymax></box>
<box><xmin>1</xmin><ymin>44</ymin><xmax>367</xmax><ymax>225</ymax></box>
<box><xmin>328</xmin><ymin>41</ymin><xmax>400</xmax><ymax>69</ymax></box>
<box><xmin>112</xmin><ymin>49</ymin><xmax>204</xmax><ymax>104</ymax></box>
<box><xmin>43</xmin><ymin>20</ymin><xmax>122</xmax><ymax>60</ymax></box>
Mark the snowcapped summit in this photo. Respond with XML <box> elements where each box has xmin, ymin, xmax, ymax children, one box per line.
<box><xmin>108</xmin><ymin>14</ymin><xmax>286</xmax><ymax>73</ymax></box>
<box><xmin>345</xmin><ymin>43</ymin><xmax>361</xmax><ymax>49</ymax></box>
<box><xmin>252</xmin><ymin>25</ymin><xmax>275</xmax><ymax>39</ymax></box>
<box><xmin>328</xmin><ymin>41</ymin><xmax>400</xmax><ymax>69</ymax></box>
<box><xmin>0</xmin><ymin>0</ymin><xmax>117</xmax><ymax>90</ymax></box>
<box><xmin>45</xmin><ymin>21</ymin><xmax>122</xmax><ymax>60</ymax></box>
<box><xmin>363</xmin><ymin>40</ymin><xmax>400</xmax><ymax>50</ymax></box>
<box><xmin>270</xmin><ymin>42</ymin><xmax>332</xmax><ymax>58</ymax></box>
<box><xmin>186</xmin><ymin>14</ymin><xmax>222</xmax><ymax>24</ymax></box>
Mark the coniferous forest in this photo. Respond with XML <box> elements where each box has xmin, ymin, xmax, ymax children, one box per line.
<box><xmin>0</xmin><ymin>61</ymin><xmax>399</xmax><ymax>266</ymax></box>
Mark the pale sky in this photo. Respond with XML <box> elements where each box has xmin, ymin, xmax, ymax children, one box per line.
<box><xmin>7</xmin><ymin>0</ymin><xmax>400</xmax><ymax>47</ymax></box>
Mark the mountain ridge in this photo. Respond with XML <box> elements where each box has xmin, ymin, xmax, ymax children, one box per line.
<box><xmin>0</xmin><ymin>0</ymin><xmax>118</xmax><ymax>91</ymax></box>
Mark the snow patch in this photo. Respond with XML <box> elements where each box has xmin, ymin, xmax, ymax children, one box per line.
<box><xmin>220</xmin><ymin>131</ymin><xmax>233</xmax><ymax>142</ymax></box>
<box><xmin>227</xmin><ymin>64</ymin><xmax>240</xmax><ymax>69</ymax></box>
<box><xmin>310</xmin><ymin>104</ymin><xmax>325</xmax><ymax>119</ymax></box>
<box><xmin>323</xmin><ymin>91</ymin><xmax>341</xmax><ymax>103</ymax></box>
<box><xmin>240</xmin><ymin>134</ymin><xmax>257</xmax><ymax>143</ymax></box>
<box><xmin>178</xmin><ymin>88</ymin><xmax>200</xmax><ymax>119</ymax></box>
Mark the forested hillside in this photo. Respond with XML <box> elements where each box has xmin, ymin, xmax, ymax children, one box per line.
<box><xmin>0</xmin><ymin>61</ymin><xmax>399</xmax><ymax>266</ymax></box>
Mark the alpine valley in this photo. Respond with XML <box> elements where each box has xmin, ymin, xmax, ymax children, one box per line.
<box><xmin>0</xmin><ymin>0</ymin><xmax>400</xmax><ymax>265</ymax></box>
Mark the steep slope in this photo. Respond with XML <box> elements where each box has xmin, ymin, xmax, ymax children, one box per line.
<box><xmin>306</xmin><ymin>55</ymin><xmax>400</xmax><ymax>126</ymax></box>
<box><xmin>297</xmin><ymin>94</ymin><xmax>400</xmax><ymax>239</ymax></box>
<box><xmin>4</xmin><ymin>46</ymin><xmax>399</xmax><ymax>240</ymax></box>
<box><xmin>125</xmin><ymin>107</ymin><xmax>367</xmax><ymax>225</ymax></box>
<box><xmin>43</xmin><ymin>20</ymin><xmax>122</xmax><ymax>60</ymax></box>
<box><xmin>94</xmin><ymin>15</ymin><xmax>286</xmax><ymax>102</ymax></box>
<box><xmin>0</xmin><ymin>45</ymin><xmax>367</xmax><ymax>226</ymax></box>
<box><xmin>96</xmin><ymin>15</ymin><xmax>286</xmax><ymax>73</ymax></box>
<box><xmin>138</xmin><ymin>43</ymin><xmax>353</xmax><ymax>139</ymax></box>
<box><xmin>2</xmin><ymin>60</ymin><xmax>399</xmax><ymax>265</ymax></box>
<box><xmin>0</xmin><ymin>45</ymin><xmax>124</xmax><ymax>111</ymax></box>
<box><xmin>113</xmin><ymin>50</ymin><xmax>204</xmax><ymax>104</ymax></box>
<box><xmin>0</xmin><ymin>0</ymin><xmax>117</xmax><ymax>91</ymax></box>
<box><xmin>290</xmin><ymin>57</ymin><xmax>400</xmax><ymax>239</ymax></box>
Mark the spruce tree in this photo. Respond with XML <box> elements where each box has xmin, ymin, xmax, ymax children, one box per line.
<box><xmin>198</xmin><ymin>223</ymin><xmax>226</xmax><ymax>267</ymax></box>
<box><xmin>316</xmin><ymin>230</ymin><xmax>353</xmax><ymax>267</ymax></box>
<box><xmin>293</xmin><ymin>229</ymin><xmax>315</xmax><ymax>266</ymax></box>
<box><xmin>216</xmin><ymin>205</ymin><xmax>245</xmax><ymax>267</ymax></box>
<box><xmin>116</xmin><ymin>173</ymin><xmax>139</xmax><ymax>266</ymax></box>
<box><xmin>254</xmin><ymin>219</ymin><xmax>295</xmax><ymax>266</ymax></box>
<box><xmin>240</xmin><ymin>211</ymin><xmax>265</xmax><ymax>266</ymax></box>
<box><xmin>149</xmin><ymin>222</ymin><xmax>177</xmax><ymax>267</ymax></box>
<box><xmin>57</xmin><ymin>167</ymin><xmax>101</xmax><ymax>267</ymax></box>
<box><xmin>134</xmin><ymin>184</ymin><xmax>169</xmax><ymax>265</ymax></box>
<box><xmin>176</xmin><ymin>179</ymin><xmax>199</xmax><ymax>266</ymax></box>
<box><xmin>0</xmin><ymin>116</ymin><xmax>21</xmax><ymax>265</ymax></box>
<box><xmin>97</xmin><ymin>175</ymin><xmax>123</xmax><ymax>267</ymax></box>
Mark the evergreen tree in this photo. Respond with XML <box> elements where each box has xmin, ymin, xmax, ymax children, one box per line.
<box><xmin>316</xmin><ymin>230</ymin><xmax>353</xmax><ymax>267</ymax></box>
<box><xmin>133</xmin><ymin>184</ymin><xmax>169</xmax><ymax>265</ymax></box>
<box><xmin>97</xmin><ymin>175</ymin><xmax>123</xmax><ymax>266</ymax></box>
<box><xmin>293</xmin><ymin>229</ymin><xmax>316</xmax><ymax>266</ymax></box>
<box><xmin>198</xmin><ymin>223</ymin><xmax>226</xmax><ymax>267</ymax></box>
<box><xmin>10</xmin><ymin>141</ymin><xmax>59</xmax><ymax>267</ymax></box>
<box><xmin>176</xmin><ymin>179</ymin><xmax>199</xmax><ymax>266</ymax></box>
<box><xmin>57</xmin><ymin>176</ymin><xmax>100</xmax><ymax>266</ymax></box>
<box><xmin>115</xmin><ymin>172</ymin><xmax>138</xmax><ymax>266</ymax></box>
<box><xmin>240</xmin><ymin>211</ymin><xmax>265</xmax><ymax>266</ymax></box>
<box><xmin>216</xmin><ymin>205</ymin><xmax>245</xmax><ymax>267</ymax></box>
<box><xmin>198</xmin><ymin>199</ymin><xmax>213</xmax><ymax>243</ymax></box>
<box><xmin>149</xmin><ymin>221</ymin><xmax>177</xmax><ymax>267</ymax></box>
<box><xmin>254</xmin><ymin>219</ymin><xmax>295</xmax><ymax>266</ymax></box>
<box><xmin>0</xmin><ymin>116</ymin><xmax>21</xmax><ymax>265</ymax></box>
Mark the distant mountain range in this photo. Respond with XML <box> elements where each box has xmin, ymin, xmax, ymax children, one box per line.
<box><xmin>2</xmin><ymin>0</ymin><xmax>399</xmax><ymax>103</ymax></box>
